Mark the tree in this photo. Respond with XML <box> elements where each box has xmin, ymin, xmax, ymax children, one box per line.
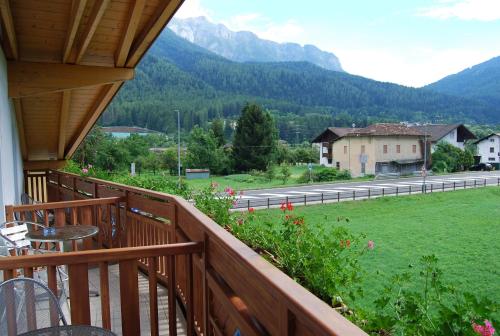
<box><xmin>232</xmin><ymin>104</ymin><xmax>277</xmax><ymax>171</ymax></box>
<box><xmin>211</xmin><ymin>119</ymin><xmax>225</xmax><ymax>147</ymax></box>
<box><xmin>432</xmin><ymin>142</ymin><xmax>473</xmax><ymax>173</ymax></box>
<box><xmin>140</xmin><ymin>152</ymin><xmax>162</xmax><ymax>174</ymax></box>
<box><xmin>185</xmin><ymin>126</ymin><xmax>229</xmax><ymax>175</ymax></box>
<box><xmin>280</xmin><ymin>165</ymin><xmax>291</xmax><ymax>184</ymax></box>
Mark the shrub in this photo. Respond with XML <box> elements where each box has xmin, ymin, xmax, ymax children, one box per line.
<box><xmin>296</xmin><ymin>167</ymin><xmax>352</xmax><ymax>183</ymax></box>
<box><xmin>280</xmin><ymin>166</ymin><xmax>292</xmax><ymax>184</ymax></box>
<box><xmin>265</xmin><ymin>165</ymin><xmax>277</xmax><ymax>181</ymax></box>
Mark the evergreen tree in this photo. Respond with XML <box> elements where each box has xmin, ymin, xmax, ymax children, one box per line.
<box><xmin>232</xmin><ymin>104</ymin><xmax>277</xmax><ymax>171</ymax></box>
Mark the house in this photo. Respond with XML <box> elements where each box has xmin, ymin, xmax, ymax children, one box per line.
<box><xmin>0</xmin><ymin>2</ymin><xmax>365</xmax><ymax>335</ymax></box>
<box><xmin>313</xmin><ymin>124</ymin><xmax>426</xmax><ymax>177</ymax></box>
<box><xmin>474</xmin><ymin>133</ymin><xmax>500</xmax><ymax>169</ymax></box>
<box><xmin>409</xmin><ymin>124</ymin><xmax>476</xmax><ymax>152</ymax></box>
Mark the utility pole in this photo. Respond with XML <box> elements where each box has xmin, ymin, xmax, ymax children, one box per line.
<box><xmin>176</xmin><ymin>109</ymin><xmax>181</xmax><ymax>188</ymax></box>
<box><xmin>423</xmin><ymin>123</ymin><xmax>428</xmax><ymax>193</ymax></box>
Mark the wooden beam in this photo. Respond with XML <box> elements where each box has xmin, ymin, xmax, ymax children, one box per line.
<box><xmin>73</xmin><ymin>0</ymin><xmax>109</xmax><ymax>64</ymax></box>
<box><xmin>24</xmin><ymin>160</ymin><xmax>68</xmax><ymax>171</ymax></box>
<box><xmin>116</xmin><ymin>0</ymin><xmax>145</xmax><ymax>67</ymax></box>
<box><xmin>13</xmin><ymin>99</ymin><xmax>27</xmax><ymax>160</ymax></box>
<box><xmin>8</xmin><ymin>61</ymin><xmax>134</xmax><ymax>98</ymax></box>
<box><xmin>126</xmin><ymin>0</ymin><xmax>183</xmax><ymax>67</ymax></box>
<box><xmin>0</xmin><ymin>0</ymin><xmax>18</xmax><ymax>60</ymax></box>
<box><xmin>63</xmin><ymin>0</ymin><xmax>88</xmax><ymax>63</ymax></box>
<box><xmin>58</xmin><ymin>91</ymin><xmax>71</xmax><ymax>159</ymax></box>
<box><xmin>65</xmin><ymin>82</ymin><xmax>122</xmax><ymax>158</ymax></box>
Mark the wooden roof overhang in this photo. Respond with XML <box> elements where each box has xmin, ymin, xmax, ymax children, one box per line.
<box><xmin>0</xmin><ymin>0</ymin><xmax>183</xmax><ymax>170</ymax></box>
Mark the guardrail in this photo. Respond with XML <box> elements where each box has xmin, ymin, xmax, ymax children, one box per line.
<box><xmin>234</xmin><ymin>177</ymin><xmax>500</xmax><ymax>210</ymax></box>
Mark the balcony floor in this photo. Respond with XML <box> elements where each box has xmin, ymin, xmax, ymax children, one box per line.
<box><xmin>61</xmin><ymin>264</ymin><xmax>187</xmax><ymax>336</ymax></box>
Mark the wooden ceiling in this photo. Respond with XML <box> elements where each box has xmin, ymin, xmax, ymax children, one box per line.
<box><xmin>0</xmin><ymin>0</ymin><xmax>183</xmax><ymax>170</ymax></box>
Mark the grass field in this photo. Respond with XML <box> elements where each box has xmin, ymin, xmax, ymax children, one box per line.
<box><xmin>253</xmin><ymin>187</ymin><xmax>500</xmax><ymax>316</ymax></box>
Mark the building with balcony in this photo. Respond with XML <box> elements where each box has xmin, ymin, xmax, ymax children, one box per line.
<box><xmin>0</xmin><ymin>1</ymin><xmax>366</xmax><ymax>335</ymax></box>
<box><xmin>313</xmin><ymin>124</ymin><xmax>426</xmax><ymax>177</ymax></box>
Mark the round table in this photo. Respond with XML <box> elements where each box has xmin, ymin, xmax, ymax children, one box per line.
<box><xmin>25</xmin><ymin>226</ymin><xmax>99</xmax><ymax>243</ymax></box>
<box><xmin>19</xmin><ymin>325</ymin><xmax>116</xmax><ymax>336</ymax></box>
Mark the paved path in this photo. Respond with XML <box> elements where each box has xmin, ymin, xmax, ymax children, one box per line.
<box><xmin>233</xmin><ymin>171</ymin><xmax>500</xmax><ymax>209</ymax></box>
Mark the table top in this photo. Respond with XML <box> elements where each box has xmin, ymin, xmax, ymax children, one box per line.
<box><xmin>25</xmin><ymin>226</ymin><xmax>99</xmax><ymax>243</ymax></box>
<box><xmin>18</xmin><ymin>325</ymin><xmax>116</xmax><ymax>336</ymax></box>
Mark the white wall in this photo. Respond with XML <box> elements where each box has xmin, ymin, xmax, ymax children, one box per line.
<box><xmin>432</xmin><ymin>129</ymin><xmax>464</xmax><ymax>152</ymax></box>
<box><xmin>0</xmin><ymin>47</ymin><xmax>24</xmax><ymax>222</ymax></box>
<box><xmin>477</xmin><ymin>135</ymin><xmax>500</xmax><ymax>164</ymax></box>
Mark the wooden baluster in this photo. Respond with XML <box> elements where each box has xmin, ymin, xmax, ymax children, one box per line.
<box><xmin>186</xmin><ymin>253</ymin><xmax>194</xmax><ymax>336</ymax></box>
<box><xmin>81</xmin><ymin>206</ymin><xmax>93</xmax><ymax>250</ymax></box>
<box><xmin>47</xmin><ymin>265</ymin><xmax>59</xmax><ymax>326</ymax></box>
<box><xmin>100</xmin><ymin>262</ymin><xmax>111</xmax><ymax>330</ymax></box>
<box><xmin>148</xmin><ymin>257</ymin><xmax>159</xmax><ymax>336</ymax></box>
<box><xmin>4</xmin><ymin>269</ymin><xmax>17</xmax><ymax>336</ymax></box>
<box><xmin>71</xmin><ymin>207</ymin><xmax>78</xmax><ymax>251</ymax></box>
<box><xmin>114</xmin><ymin>201</ymin><xmax>122</xmax><ymax>247</ymax></box>
<box><xmin>119</xmin><ymin>259</ymin><xmax>140</xmax><ymax>336</ymax></box>
<box><xmin>68</xmin><ymin>264</ymin><xmax>91</xmax><ymax>324</ymax></box>
<box><xmin>24</xmin><ymin>268</ymin><xmax>37</xmax><ymax>330</ymax></box>
<box><xmin>107</xmin><ymin>204</ymin><xmax>112</xmax><ymax>248</ymax></box>
<box><xmin>168</xmin><ymin>255</ymin><xmax>177</xmax><ymax>336</ymax></box>
<box><xmin>97</xmin><ymin>206</ymin><xmax>103</xmax><ymax>248</ymax></box>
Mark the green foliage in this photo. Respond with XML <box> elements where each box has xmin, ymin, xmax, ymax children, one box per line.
<box><xmin>211</xmin><ymin>119</ymin><xmax>225</xmax><ymax>147</ymax></box>
<box><xmin>432</xmin><ymin>142</ymin><xmax>474</xmax><ymax>173</ymax></box>
<box><xmin>280</xmin><ymin>166</ymin><xmax>291</xmax><ymax>184</ymax></box>
<box><xmin>138</xmin><ymin>152</ymin><xmax>162</xmax><ymax>174</ymax></box>
<box><xmin>232</xmin><ymin>103</ymin><xmax>277</xmax><ymax>171</ymax></box>
<box><xmin>297</xmin><ymin>167</ymin><xmax>351</xmax><ymax>183</ymax></box>
<box><xmin>265</xmin><ymin>165</ymin><xmax>277</xmax><ymax>182</ymax></box>
<box><xmin>192</xmin><ymin>184</ymin><xmax>235</xmax><ymax>227</ymax></box>
<box><xmin>160</xmin><ymin>147</ymin><xmax>184</xmax><ymax>175</ymax></box>
<box><xmin>231</xmin><ymin>207</ymin><xmax>369</xmax><ymax>308</ymax></box>
<box><xmin>185</xmin><ymin>126</ymin><xmax>230</xmax><ymax>175</ymax></box>
<box><xmin>367</xmin><ymin>255</ymin><xmax>498</xmax><ymax>335</ymax></box>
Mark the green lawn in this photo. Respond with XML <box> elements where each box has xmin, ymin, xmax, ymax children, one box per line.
<box><xmin>253</xmin><ymin>187</ymin><xmax>500</xmax><ymax>316</ymax></box>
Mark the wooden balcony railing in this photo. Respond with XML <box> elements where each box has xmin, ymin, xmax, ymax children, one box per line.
<box><xmin>0</xmin><ymin>243</ymin><xmax>202</xmax><ymax>336</ymax></box>
<box><xmin>6</xmin><ymin>170</ymin><xmax>367</xmax><ymax>335</ymax></box>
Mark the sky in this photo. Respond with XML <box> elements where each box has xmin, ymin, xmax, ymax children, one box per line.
<box><xmin>174</xmin><ymin>0</ymin><xmax>500</xmax><ymax>87</ymax></box>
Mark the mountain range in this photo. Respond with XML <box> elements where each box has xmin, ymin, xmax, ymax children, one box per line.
<box><xmin>168</xmin><ymin>16</ymin><xmax>344</xmax><ymax>72</ymax></box>
<box><xmin>102</xmin><ymin>25</ymin><xmax>500</xmax><ymax>143</ymax></box>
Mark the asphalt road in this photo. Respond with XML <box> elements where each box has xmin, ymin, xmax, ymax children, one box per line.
<box><xmin>233</xmin><ymin>171</ymin><xmax>500</xmax><ymax>209</ymax></box>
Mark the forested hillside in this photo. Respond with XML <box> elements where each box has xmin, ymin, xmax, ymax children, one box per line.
<box><xmin>102</xmin><ymin>29</ymin><xmax>499</xmax><ymax>143</ymax></box>
<box><xmin>425</xmin><ymin>56</ymin><xmax>500</xmax><ymax>106</ymax></box>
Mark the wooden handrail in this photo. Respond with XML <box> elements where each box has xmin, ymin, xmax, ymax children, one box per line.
<box><xmin>6</xmin><ymin>196</ymin><xmax>123</xmax><ymax>212</ymax></box>
<box><xmin>0</xmin><ymin>243</ymin><xmax>202</xmax><ymax>269</ymax></box>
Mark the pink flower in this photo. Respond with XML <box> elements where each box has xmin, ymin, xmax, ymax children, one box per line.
<box><xmin>82</xmin><ymin>168</ymin><xmax>89</xmax><ymax>174</ymax></box>
<box><xmin>87</xmin><ymin>164</ymin><xmax>93</xmax><ymax>169</ymax></box>
<box><xmin>224</xmin><ymin>187</ymin><xmax>235</xmax><ymax>196</ymax></box>
<box><xmin>367</xmin><ymin>240</ymin><xmax>375</xmax><ymax>250</ymax></box>
<box><xmin>280</xmin><ymin>202</ymin><xmax>287</xmax><ymax>211</ymax></box>
<box><xmin>473</xmin><ymin>320</ymin><xmax>496</xmax><ymax>336</ymax></box>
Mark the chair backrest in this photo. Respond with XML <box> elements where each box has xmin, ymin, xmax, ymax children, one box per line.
<box><xmin>0</xmin><ymin>224</ymin><xmax>31</xmax><ymax>250</ymax></box>
<box><xmin>0</xmin><ymin>277</ymin><xmax>68</xmax><ymax>335</ymax></box>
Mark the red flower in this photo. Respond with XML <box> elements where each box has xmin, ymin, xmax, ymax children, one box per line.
<box><xmin>287</xmin><ymin>202</ymin><xmax>294</xmax><ymax>211</ymax></box>
<box><xmin>346</xmin><ymin>240</ymin><xmax>351</xmax><ymax>248</ymax></box>
<box><xmin>237</xmin><ymin>218</ymin><xmax>244</xmax><ymax>226</ymax></box>
<box><xmin>248</xmin><ymin>207</ymin><xmax>255</xmax><ymax>213</ymax></box>
<box><xmin>340</xmin><ymin>240</ymin><xmax>344</xmax><ymax>248</ymax></box>
<box><xmin>280</xmin><ymin>202</ymin><xmax>287</xmax><ymax>211</ymax></box>
<box><xmin>285</xmin><ymin>214</ymin><xmax>291</xmax><ymax>220</ymax></box>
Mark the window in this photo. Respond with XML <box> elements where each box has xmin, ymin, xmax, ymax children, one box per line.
<box><xmin>383</xmin><ymin>144</ymin><xmax>388</xmax><ymax>154</ymax></box>
<box><xmin>336</xmin><ymin>162</ymin><xmax>340</xmax><ymax>169</ymax></box>
<box><xmin>490</xmin><ymin>138</ymin><xmax>495</xmax><ymax>142</ymax></box>
<box><xmin>490</xmin><ymin>147</ymin><xmax>495</xmax><ymax>153</ymax></box>
<box><xmin>488</xmin><ymin>157</ymin><xmax>496</xmax><ymax>161</ymax></box>
<box><xmin>344</xmin><ymin>146</ymin><xmax>347</xmax><ymax>154</ymax></box>
<box><xmin>396</xmin><ymin>145</ymin><xmax>401</xmax><ymax>153</ymax></box>
<box><xmin>361</xmin><ymin>145</ymin><xmax>365</xmax><ymax>154</ymax></box>
<box><xmin>361</xmin><ymin>162</ymin><xmax>366</xmax><ymax>174</ymax></box>
<box><xmin>412</xmin><ymin>144</ymin><xmax>417</xmax><ymax>153</ymax></box>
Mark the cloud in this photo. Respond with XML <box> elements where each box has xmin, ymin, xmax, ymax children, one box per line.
<box><xmin>418</xmin><ymin>0</ymin><xmax>500</xmax><ymax>21</ymax></box>
<box><xmin>334</xmin><ymin>46</ymin><xmax>500</xmax><ymax>87</ymax></box>
<box><xmin>222</xmin><ymin>13</ymin><xmax>307</xmax><ymax>44</ymax></box>
<box><xmin>175</xmin><ymin>0</ymin><xmax>211</xmax><ymax>19</ymax></box>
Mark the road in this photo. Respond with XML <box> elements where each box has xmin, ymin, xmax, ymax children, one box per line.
<box><xmin>233</xmin><ymin>171</ymin><xmax>500</xmax><ymax>209</ymax></box>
